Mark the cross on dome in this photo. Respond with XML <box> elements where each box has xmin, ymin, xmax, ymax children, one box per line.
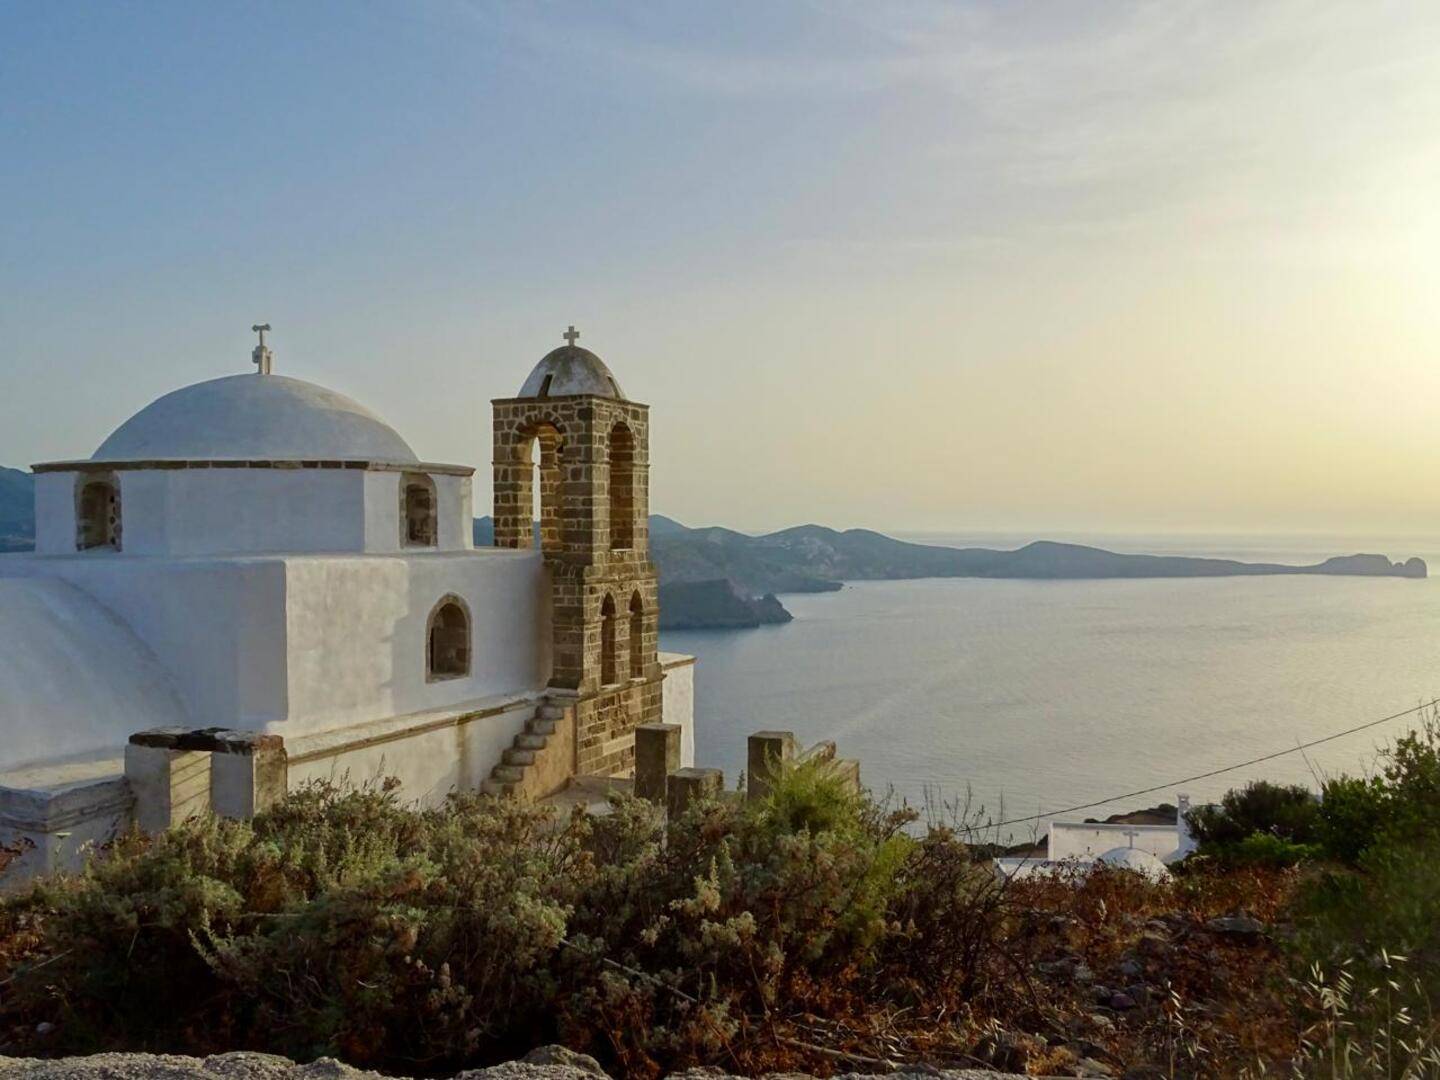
<box><xmin>563</xmin><ymin>325</ymin><xmax>580</xmax><ymax>346</ymax></box>
<box><xmin>251</xmin><ymin>323</ymin><xmax>274</xmax><ymax>375</ymax></box>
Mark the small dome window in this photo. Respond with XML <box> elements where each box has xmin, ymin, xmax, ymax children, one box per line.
<box><xmin>402</xmin><ymin>473</ymin><xmax>438</xmax><ymax>547</ymax></box>
<box><xmin>76</xmin><ymin>475</ymin><xmax>121</xmax><ymax>551</ymax></box>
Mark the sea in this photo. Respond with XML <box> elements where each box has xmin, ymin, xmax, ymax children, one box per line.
<box><xmin>659</xmin><ymin>532</ymin><xmax>1440</xmax><ymax>841</ymax></box>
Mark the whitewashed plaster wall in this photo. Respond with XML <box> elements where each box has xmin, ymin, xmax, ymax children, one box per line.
<box><xmin>0</xmin><ymin>555</ymin><xmax>289</xmax><ymax>731</ymax></box>
<box><xmin>361</xmin><ymin>472</ymin><xmax>473</xmax><ymax>554</ymax></box>
<box><xmin>32</xmin><ymin>473</ymin><xmax>78</xmax><ymax>555</ymax></box>
<box><xmin>660</xmin><ymin>653</ymin><xmax>696</xmax><ymax>768</ymax></box>
<box><xmin>0</xmin><ymin>579</ymin><xmax>188</xmax><ymax>768</ymax></box>
<box><xmin>279</xmin><ymin>549</ymin><xmax>550</xmax><ymax>737</ymax></box>
<box><xmin>34</xmin><ymin>468</ymin><xmax>472</xmax><ymax>558</ymax></box>
<box><xmin>286</xmin><ymin>699</ymin><xmax>536</xmax><ymax>809</ymax></box>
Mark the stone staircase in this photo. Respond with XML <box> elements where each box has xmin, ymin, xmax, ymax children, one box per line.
<box><xmin>481</xmin><ymin>700</ymin><xmax>573</xmax><ymax>800</ymax></box>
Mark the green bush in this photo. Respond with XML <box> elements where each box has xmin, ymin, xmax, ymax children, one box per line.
<box><xmin>1217</xmin><ymin>832</ymin><xmax>1321</xmax><ymax>868</ymax></box>
<box><xmin>0</xmin><ymin>768</ymin><xmax>1004</xmax><ymax>1076</ymax></box>
<box><xmin>1315</xmin><ymin>775</ymin><xmax>1389</xmax><ymax>864</ymax></box>
<box><xmin>1185</xmin><ymin>780</ymin><xmax>1320</xmax><ymax>849</ymax></box>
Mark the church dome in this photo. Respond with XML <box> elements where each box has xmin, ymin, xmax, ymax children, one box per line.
<box><xmin>0</xmin><ymin>579</ymin><xmax>188</xmax><ymax>769</ymax></box>
<box><xmin>518</xmin><ymin>332</ymin><xmax>626</xmax><ymax>400</ymax></box>
<box><xmin>93</xmin><ymin>374</ymin><xmax>419</xmax><ymax>463</ymax></box>
<box><xmin>1096</xmin><ymin>846</ymin><xmax>1171</xmax><ymax>883</ymax></box>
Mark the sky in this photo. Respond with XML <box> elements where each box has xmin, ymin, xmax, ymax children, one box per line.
<box><xmin>3</xmin><ymin>1</ymin><xmax>1440</xmax><ymax>537</ymax></box>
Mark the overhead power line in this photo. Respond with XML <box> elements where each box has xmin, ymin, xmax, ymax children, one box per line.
<box><xmin>966</xmin><ymin>697</ymin><xmax>1439</xmax><ymax>835</ymax></box>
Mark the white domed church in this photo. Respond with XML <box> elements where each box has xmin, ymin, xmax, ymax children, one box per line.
<box><xmin>0</xmin><ymin>329</ymin><xmax>695</xmax><ymax>882</ymax></box>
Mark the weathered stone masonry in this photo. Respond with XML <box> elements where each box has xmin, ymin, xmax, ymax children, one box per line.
<box><xmin>492</xmin><ymin>390</ymin><xmax>662</xmax><ymax>777</ymax></box>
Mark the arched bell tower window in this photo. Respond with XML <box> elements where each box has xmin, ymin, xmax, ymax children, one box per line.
<box><xmin>600</xmin><ymin>593</ymin><xmax>619</xmax><ymax>686</ymax></box>
<box><xmin>608</xmin><ymin>422</ymin><xmax>635</xmax><ymax>551</ymax></box>
<box><xmin>427</xmin><ymin>596</ymin><xmax>471</xmax><ymax>681</ymax></box>
<box><xmin>401</xmin><ymin>473</ymin><xmax>438</xmax><ymax>547</ymax></box>
<box><xmin>629</xmin><ymin>592</ymin><xmax>645</xmax><ymax>680</ymax></box>
<box><xmin>525</xmin><ymin>423</ymin><xmax>565</xmax><ymax>553</ymax></box>
<box><xmin>76</xmin><ymin>475</ymin><xmax>121</xmax><ymax>551</ymax></box>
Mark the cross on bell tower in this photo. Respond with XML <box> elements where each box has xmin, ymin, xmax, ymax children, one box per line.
<box><xmin>251</xmin><ymin>323</ymin><xmax>273</xmax><ymax>375</ymax></box>
<box><xmin>563</xmin><ymin>325</ymin><xmax>580</xmax><ymax>346</ymax></box>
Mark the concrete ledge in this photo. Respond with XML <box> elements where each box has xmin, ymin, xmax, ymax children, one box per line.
<box><xmin>285</xmin><ymin>692</ymin><xmax>542</xmax><ymax>766</ymax></box>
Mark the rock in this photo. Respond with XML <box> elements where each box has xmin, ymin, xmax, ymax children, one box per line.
<box><xmin>1091</xmin><ymin>985</ymin><xmax>1114</xmax><ymax>1005</ymax></box>
<box><xmin>972</xmin><ymin>1029</ymin><xmax>1045</xmax><ymax>1071</ymax></box>
<box><xmin>1074</xmin><ymin>1058</ymin><xmax>1117</xmax><ymax>1078</ymax></box>
<box><xmin>1038</xmin><ymin>957</ymin><xmax>1076</xmax><ymax>977</ymax></box>
<box><xmin>34</xmin><ymin>1024</ymin><xmax>55</xmax><ymax>1037</ymax></box>
<box><xmin>518</xmin><ymin>1048</ymin><xmax>606</xmax><ymax>1078</ymax></box>
<box><xmin>1135</xmin><ymin>931</ymin><xmax>1170</xmax><ymax>957</ymax></box>
<box><xmin>1072</xmin><ymin>963</ymin><xmax>1095</xmax><ymax>984</ymax></box>
<box><xmin>1125</xmin><ymin>984</ymin><xmax>1152</xmax><ymax>1008</ymax></box>
<box><xmin>1108</xmin><ymin>991</ymin><xmax>1137</xmax><ymax>1010</ymax></box>
<box><xmin>1116</xmin><ymin>957</ymin><xmax>1144</xmax><ymax>979</ymax></box>
<box><xmin>1206</xmin><ymin>915</ymin><xmax>1266</xmax><ymax>939</ymax></box>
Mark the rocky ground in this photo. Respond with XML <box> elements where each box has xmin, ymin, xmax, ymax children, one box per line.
<box><xmin>0</xmin><ymin>1047</ymin><xmax>1028</xmax><ymax>1080</ymax></box>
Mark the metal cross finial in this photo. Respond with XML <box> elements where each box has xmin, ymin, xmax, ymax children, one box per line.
<box><xmin>563</xmin><ymin>325</ymin><xmax>579</xmax><ymax>346</ymax></box>
<box><xmin>251</xmin><ymin>323</ymin><xmax>274</xmax><ymax>375</ymax></box>
<box><xmin>1123</xmin><ymin>827</ymin><xmax>1141</xmax><ymax>849</ymax></box>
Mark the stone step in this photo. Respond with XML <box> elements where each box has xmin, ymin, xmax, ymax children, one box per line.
<box><xmin>481</xmin><ymin>777</ymin><xmax>515</xmax><ymax>797</ymax></box>
<box><xmin>516</xmin><ymin>732</ymin><xmax>549</xmax><ymax>751</ymax></box>
<box><xmin>504</xmin><ymin>748</ymin><xmax>537</xmax><ymax>767</ymax></box>
<box><xmin>527</xmin><ymin>718</ymin><xmax>558</xmax><ymax>737</ymax></box>
<box><xmin>491</xmin><ymin>764</ymin><xmax>524</xmax><ymax>784</ymax></box>
<box><xmin>538</xmin><ymin>703</ymin><xmax>567</xmax><ymax>721</ymax></box>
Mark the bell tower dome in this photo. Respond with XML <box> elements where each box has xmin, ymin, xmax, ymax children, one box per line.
<box><xmin>491</xmin><ymin>328</ymin><xmax>661</xmax><ymax>777</ymax></box>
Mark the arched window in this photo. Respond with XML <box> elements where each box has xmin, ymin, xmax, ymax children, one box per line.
<box><xmin>76</xmin><ymin>475</ymin><xmax>121</xmax><ymax>551</ymax></box>
<box><xmin>427</xmin><ymin>596</ymin><xmax>471</xmax><ymax>681</ymax></box>
<box><xmin>600</xmin><ymin>593</ymin><xmax>618</xmax><ymax>686</ymax></box>
<box><xmin>525</xmin><ymin>423</ymin><xmax>565</xmax><ymax>553</ymax></box>
<box><xmin>401</xmin><ymin>473</ymin><xmax>438</xmax><ymax>547</ymax></box>
<box><xmin>629</xmin><ymin>592</ymin><xmax>646</xmax><ymax>680</ymax></box>
<box><xmin>608</xmin><ymin>422</ymin><xmax>634</xmax><ymax>551</ymax></box>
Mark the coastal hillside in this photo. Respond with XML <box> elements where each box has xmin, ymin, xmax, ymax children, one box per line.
<box><xmin>0</xmin><ymin>469</ymin><xmax>33</xmax><ymax>553</ymax></box>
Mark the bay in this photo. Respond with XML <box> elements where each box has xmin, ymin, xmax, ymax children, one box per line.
<box><xmin>661</xmin><ymin>532</ymin><xmax>1440</xmax><ymax>839</ymax></box>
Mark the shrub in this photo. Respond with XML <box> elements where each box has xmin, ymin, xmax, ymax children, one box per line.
<box><xmin>1185</xmin><ymin>780</ymin><xmax>1320</xmax><ymax>849</ymax></box>
<box><xmin>0</xmin><ymin>769</ymin><xmax>1009</xmax><ymax>1076</ymax></box>
<box><xmin>1315</xmin><ymin>775</ymin><xmax>1389</xmax><ymax>864</ymax></box>
<box><xmin>1220</xmin><ymin>832</ymin><xmax>1322</xmax><ymax>868</ymax></box>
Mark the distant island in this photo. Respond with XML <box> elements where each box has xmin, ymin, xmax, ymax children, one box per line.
<box><xmin>3</xmin><ymin>472</ymin><xmax>1425</xmax><ymax>630</ymax></box>
<box><xmin>482</xmin><ymin>513</ymin><xmax>1427</xmax><ymax>629</ymax></box>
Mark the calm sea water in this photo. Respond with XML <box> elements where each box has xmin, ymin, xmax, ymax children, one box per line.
<box><xmin>661</xmin><ymin>533</ymin><xmax>1440</xmax><ymax>839</ymax></box>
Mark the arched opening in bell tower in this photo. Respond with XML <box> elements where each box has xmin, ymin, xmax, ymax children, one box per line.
<box><xmin>522</xmin><ymin>422</ymin><xmax>565</xmax><ymax>553</ymax></box>
<box><xmin>600</xmin><ymin>593</ymin><xmax>619</xmax><ymax>686</ymax></box>
<box><xmin>608</xmin><ymin>421</ymin><xmax>635</xmax><ymax>551</ymax></box>
<box><xmin>629</xmin><ymin>591</ymin><xmax>645</xmax><ymax>679</ymax></box>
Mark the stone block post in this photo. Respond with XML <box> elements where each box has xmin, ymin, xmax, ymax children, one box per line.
<box><xmin>746</xmin><ymin>730</ymin><xmax>797</xmax><ymax>803</ymax></box>
<box><xmin>634</xmin><ymin>723</ymin><xmax>681</xmax><ymax>804</ymax></box>
<box><xmin>666</xmin><ymin>767</ymin><xmax>723</xmax><ymax>819</ymax></box>
<box><xmin>210</xmin><ymin>732</ymin><xmax>288</xmax><ymax>819</ymax></box>
<box><xmin>125</xmin><ymin>730</ymin><xmax>212</xmax><ymax>833</ymax></box>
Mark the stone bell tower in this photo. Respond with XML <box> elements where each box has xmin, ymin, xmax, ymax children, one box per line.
<box><xmin>492</xmin><ymin>328</ymin><xmax>661</xmax><ymax>777</ymax></box>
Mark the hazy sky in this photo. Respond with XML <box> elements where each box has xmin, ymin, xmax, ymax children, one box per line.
<box><xmin>4</xmin><ymin>2</ymin><xmax>1440</xmax><ymax>536</ymax></box>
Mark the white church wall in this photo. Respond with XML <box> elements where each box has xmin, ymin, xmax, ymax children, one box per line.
<box><xmin>33</xmin><ymin>472</ymin><xmax>77</xmax><ymax>554</ymax></box>
<box><xmin>362</xmin><ymin>470</ymin><xmax>403</xmax><ymax>553</ymax></box>
<box><xmin>279</xmin><ymin>550</ymin><xmax>550</xmax><ymax>737</ymax></box>
<box><xmin>0</xmin><ymin>556</ymin><xmax>290</xmax><ymax>731</ymax></box>
<box><xmin>660</xmin><ymin>653</ymin><xmax>696</xmax><ymax>768</ymax></box>
<box><xmin>144</xmin><ymin>470</ymin><xmax>369</xmax><ymax>555</ymax></box>
<box><xmin>0</xmin><ymin>578</ymin><xmax>189</xmax><ymax>768</ymax></box>
<box><xmin>435</xmin><ymin>474</ymin><xmax>474</xmax><ymax>550</ymax></box>
<box><xmin>286</xmin><ymin>698</ymin><xmax>535</xmax><ymax>810</ymax></box>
